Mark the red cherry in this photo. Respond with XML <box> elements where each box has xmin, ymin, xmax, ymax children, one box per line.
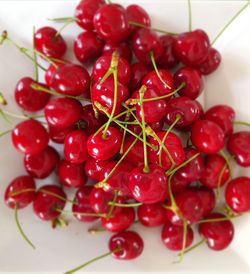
<box><xmin>225</xmin><ymin>176</ymin><xmax>250</xmax><ymax>213</ymax></box>
<box><xmin>15</xmin><ymin>77</ymin><xmax>50</xmax><ymax>112</ymax></box>
<box><xmin>24</xmin><ymin>146</ymin><xmax>59</xmax><ymax>179</ymax></box>
<box><xmin>12</xmin><ymin>119</ymin><xmax>49</xmax><ymax>155</ymax></box>
<box><xmin>48</xmin><ymin>125</ymin><xmax>76</xmax><ymax>144</ymax></box>
<box><xmin>93</xmin><ymin>4</ymin><xmax>129</xmax><ymax>42</ymax></box>
<box><xmin>87</xmin><ymin>126</ymin><xmax>122</xmax><ymax>160</ymax></box>
<box><xmin>161</xmin><ymin>221</ymin><xmax>194</xmax><ymax>251</ymax></box>
<box><xmin>138</xmin><ymin>203</ymin><xmax>166</xmax><ymax>227</ymax></box>
<box><xmin>84</xmin><ymin>158</ymin><xmax>109</xmax><ymax>181</ymax></box>
<box><xmin>195</xmin><ymin>187</ymin><xmax>216</xmax><ymax>217</ymax></box>
<box><xmin>173</xmin><ymin>29</ymin><xmax>210</xmax><ymax>66</ymax></box>
<box><xmin>44</xmin><ymin>59</ymin><xmax>68</xmax><ymax>86</ymax></box>
<box><xmin>109</xmin><ymin>231</ymin><xmax>144</xmax><ymax>260</ymax></box>
<box><xmin>199</xmin><ymin>213</ymin><xmax>234</xmax><ymax>251</ymax></box>
<box><xmin>74</xmin><ymin>31</ymin><xmax>104</xmax><ymax>63</ymax></box>
<box><xmin>89</xmin><ymin>188</ymin><xmax>114</xmax><ymax>214</ymax></box>
<box><xmin>121</xmin><ymin>135</ymin><xmax>144</xmax><ymax>165</ymax></box>
<box><xmin>191</xmin><ymin>120</ymin><xmax>225</xmax><ymax>154</ymax></box>
<box><xmin>33</xmin><ymin>185</ymin><xmax>66</xmax><ymax>221</ymax></box>
<box><xmin>128</xmin><ymin>164</ymin><xmax>168</xmax><ymax>204</ymax></box>
<box><xmin>103</xmin><ymin>41</ymin><xmax>132</xmax><ymax>63</ymax></box>
<box><xmin>44</xmin><ymin>98</ymin><xmax>83</xmax><ymax>129</ymax></box>
<box><xmin>58</xmin><ymin>159</ymin><xmax>87</xmax><ymax>188</ymax></box>
<box><xmin>129</xmin><ymin>62</ymin><xmax>150</xmax><ymax>91</ymax></box>
<box><xmin>198</xmin><ymin>48</ymin><xmax>221</xmax><ymax>75</ymax></box>
<box><xmin>34</xmin><ymin>26</ymin><xmax>66</xmax><ymax>58</ymax></box>
<box><xmin>170</xmin><ymin>172</ymin><xmax>191</xmax><ymax>194</ymax></box>
<box><xmin>4</xmin><ymin>176</ymin><xmax>36</xmax><ymax>209</ymax></box>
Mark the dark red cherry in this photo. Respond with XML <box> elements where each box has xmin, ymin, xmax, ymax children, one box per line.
<box><xmin>129</xmin><ymin>62</ymin><xmax>149</xmax><ymax>91</ymax></box>
<box><xmin>195</xmin><ymin>187</ymin><xmax>216</xmax><ymax>217</ymax></box>
<box><xmin>103</xmin><ymin>41</ymin><xmax>132</xmax><ymax>63</ymax></box>
<box><xmin>33</xmin><ymin>185</ymin><xmax>66</xmax><ymax>221</ymax></box>
<box><xmin>58</xmin><ymin>159</ymin><xmax>87</xmax><ymax>188</ymax></box>
<box><xmin>109</xmin><ymin>231</ymin><xmax>144</xmax><ymax>260</ymax></box>
<box><xmin>198</xmin><ymin>48</ymin><xmax>221</xmax><ymax>75</ymax></box>
<box><xmin>138</xmin><ymin>203</ymin><xmax>166</xmax><ymax>227</ymax></box>
<box><xmin>174</xmin><ymin>67</ymin><xmax>204</xmax><ymax>100</ymax></box>
<box><xmin>12</xmin><ymin>119</ymin><xmax>49</xmax><ymax>155</ymax></box>
<box><xmin>93</xmin><ymin>4</ymin><xmax>129</xmax><ymax>42</ymax></box>
<box><xmin>199</xmin><ymin>213</ymin><xmax>234</xmax><ymax>250</ymax></box>
<box><xmin>204</xmin><ymin>105</ymin><xmax>235</xmax><ymax>136</ymax></box>
<box><xmin>173</xmin><ymin>29</ymin><xmax>210</xmax><ymax>66</ymax></box>
<box><xmin>4</xmin><ymin>176</ymin><xmax>36</xmax><ymax>209</ymax></box>
<box><xmin>44</xmin><ymin>98</ymin><xmax>83</xmax><ymax>129</ymax></box>
<box><xmin>44</xmin><ymin>59</ymin><xmax>68</xmax><ymax>86</ymax></box>
<box><xmin>89</xmin><ymin>188</ymin><xmax>114</xmax><ymax>214</ymax></box>
<box><xmin>128</xmin><ymin>164</ymin><xmax>168</xmax><ymax>204</ymax></box>
<box><xmin>84</xmin><ymin>158</ymin><xmax>109</xmax><ymax>181</ymax></box>
<box><xmin>132</xmin><ymin>28</ymin><xmax>164</xmax><ymax>64</ymax></box>
<box><xmin>170</xmin><ymin>172</ymin><xmax>191</xmax><ymax>194</ymax></box>
<box><xmin>49</xmin><ymin>125</ymin><xmax>76</xmax><ymax>144</ymax></box>
<box><xmin>24</xmin><ymin>146</ymin><xmax>59</xmax><ymax>179</ymax></box>
<box><xmin>121</xmin><ymin>136</ymin><xmax>144</xmax><ymax>165</ymax></box>
<box><xmin>15</xmin><ymin>77</ymin><xmax>50</xmax><ymax>112</ymax></box>
<box><xmin>34</xmin><ymin>26</ymin><xmax>66</xmax><ymax>58</ymax></box>
<box><xmin>191</xmin><ymin>120</ymin><xmax>225</xmax><ymax>154</ymax></box>
<box><xmin>225</xmin><ymin>176</ymin><xmax>250</xmax><ymax>213</ymax></box>
<box><xmin>50</xmin><ymin>63</ymin><xmax>90</xmax><ymax>96</ymax></box>
<box><xmin>200</xmin><ymin>154</ymin><xmax>230</xmax><ymax>189</ymax></box>
<box><xmin>74</xmin><ymin>31</ymin><xmax>104</xmax><ymax>63</ymax></box>
<box><xmin>161</xmin><ymin>221</ymin><xmax>194</xmax><ymax>251</ymax></box>
<box><xmin>87</xmin><ymin>127</ymin><xmax>122</xmax><ymax>160</ymax></box>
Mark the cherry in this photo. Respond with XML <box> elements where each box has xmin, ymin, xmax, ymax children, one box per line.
<box><xmin>195</xmin><ymin>187</ymin><xmax>215</xmax><ymax>217</ymax></box>
<box><xmin>24</xmin><ymin>146</ymin><xmax>59</xmax><ymax>179</ymax></box>
<box><xmin>200</xmin><ymin>154</ymin><xmax>230</xmax><ymax>189</ymax></box>
<box><xmin>44</xmin><ymin>98</ymin><xmax>83</xmax><ymax>129</ymax></box>
<box><xmin>44</xmin><ymin>59</ymin><xmax>68</xmax><ymax>86</ymax></box>
<box><xmin>191</xmin><ymin>120</ymin><xmax>225</xmax><ymax>154</ymax></box>
<box><xmin>227</xmin><ymin>132</ymin><xmax>250</xmax><ymax>167</ymax></box>
<box><xmin>72</xmin><ymin>186</ymin><xmax>98</xmax><ymax>222</ymax></box>
<box><xmin>12</xmin><ymin>119</ymin><xmax>49</xmax><ymax>155</ymax></box>
<box><xmin>34</xmin><ymin>26</ymin><xmax>66</xmax><ymax>58</ymax></box>
<box><xmin>33</xmin><ymin>185</ymin><xmax>66</xmax><ymax>221</ymax></box>
<box><xmin>103</xmin><ymin>41</ymin><xmax>132</xmax><ymax>63</ymax></box>
<box><xmin>225</xmin><ymin>176</ymin><xmax>250</xmax><ymax>213</ymax></box>
<box><xmin>198</xmin><ymin>48</ymin><xmax>221</xmax><ymax>75</ymax></box>
<box><xmin>170</xmin><ymin>172</ymin><xmax>191</xmax><ymax>194</ymax></box>
<box><xmin>199</xmin><ymin>213</ymin><xmax>234</xmax><ymax>251</ymax></box>
<box><xmin>50</xmin><ymin>63</ymin><xmax>90</xmax><ymax>96</ymax></box>
<box><xmin>89</xmin><ymin>188</ymin><xmax>114</xmax><ymax>214</ymax></box>
<box><xmin>93</xmin><ymin>4</ymin><xmax>129</xmax><ymax>42</ymax></box>
<box><xmin>84</xmin><ymin>158</ymin><xmax>109</xmax><ymax>181</ymax></box>
<box><xmin>138</xmin><ymin>203</ymin><xmax>166</xmax><ymax>227</ymax></box>
<box><xmin>132</xmin><ymin>28</ymin><xmax>164</xmax><ymax>64</ymax></box>
<box><xmin>64</xmin><ymin>130</ymin><xmax>88</xmax><ymax>164</ymax></box>
<box><xmin>203</xmin><ymin>105</ymin><xmax>235</xmax><ymax>136</ymax></box>
<box><xmin>128</xmin><ymin>164</ymin><xmax>168</xmax><ymax>204</ymax></box>
<box><xmin>74</xmin><ymin>31</ymin><xmax>104</xmax><ymax>63</ymax></box>
<box><xmin>48</xmin><ymin>125</ymin><xmax>76</xmax><ymax>144</ymax></box>
<box><xmin>173</xmin><ymin>29</ymin><xmax>210</xmax><ymax>66</ymax></box>
<box><xmin>129</xmin><ymin>62</ymin><xmax>150</xmax><ymax>91</ymax></box>
<box><xmin>58</xmin><ymin>159</ymin><xmax>87</xmax><ymax>188</ymax></box>
<box><xmin>75</xmin><ymin>0</ymin><xmax>105</xmax><ymax>31</ymax></box>
<box><xmin>161</xmin><ymin>221</ymin><xmax>194</xmax><ymax>251</ymax></box>
<box><xmin>4</xmin><ymin>175</ymin><xmax>36</xmax><ymax>209</ymax></box>
<box><xmin>87</xmin><ymin>126</ymin><xmax>122</xmax><ymax>160</ymax></box>
<box><xmin>174</xmin><ymin>67</ymin><xmax>204</xmax><ymax>100</ymax></box>
<box><xmin>109</xmin><ymin>231</ymin><xmax>144</xmax><ymax>260</ymax></box>
<box><xmin>15</xmin><ymin>77</ymin><xmax>50</xmax><ymax>112</ymax></box>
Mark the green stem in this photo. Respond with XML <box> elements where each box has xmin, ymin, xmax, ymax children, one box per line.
<box><xmin>197</xmin><ymin>214</ymin><xmax>241</xmax><ymax>224</ymax></box>
<box><xmin>0</xmin><ymin>129</ymin><xmax>12</xmax><ymax>137</ymax></box>
<box><xmin>108</xmin><ymin>202</ymin><xmax>142</xmax><ymax>208</ymax></box>
<box><xmin>128</xmin><ymin>21</ymin><xmax>177</xmax><ymax>35</ymax></box>
<box><xmin>234</xmin><ymin>120</ymin><xmax>250</xmax><ymax>127</ymax></box>
<box><xmin>55</xmin><ymin>208</ymin><xmax>106</xmax><ymax>217</ymax></box>
<box><xmin>216</xmin><ymin>163</ymin><xmax>228</xmax><ymax>200</ymax></box>
<box><xmin>48</xmin><ymin>16</ymin><xmax>76</xmax><ymax>23</ymax></box>
<box><xmin>178</xmin><ymin>221</ymin><xmax>188</xmax><ymax>262</ymax></box>
<box><xmin>187</xmin><ymin>0</ymin><xmax>192</xmax><ymax>32</ymax></box>
<box><xmin>179</xmin><ymin>239</ymin><xmax>206</xmax><ymax>256</ymax></box>
<box><xmin>0</xmin><ymin>92</ymin><xmax>7</xmax><ymax>105</ymax></box>
<box><xmin>33</xmin><ymin>26</ymin><xmax>39</xmax><ymax>82</ymax></box>
<box><xmin>219</xmin><ymin>150</ymin><xmax>233</xmax><ymax>179</ymax></box>
<box><xmin>55</xmin><ymin>19</ymin><xmax>75</xmax><ymax>38</ymax></box>
<box><xmin>88</xmin><ymin>227</ymin><xmax>106</xmax><ymax>234</ymax></box>
<box><xmin>0</xmin><ymin>109</ymin><xmax>14</xmax><ymax>125</ymax></box>
<box><xmin>106</xmin><ymin>190</ymin><xmax>119</xmax><ymax>219</ymax></box>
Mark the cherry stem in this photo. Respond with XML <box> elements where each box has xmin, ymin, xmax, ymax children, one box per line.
<box><xmin>88</xmin><ymin>227</ymin><xmax>106</xmax><ymax>234</ymax></box>
<box><xmin>48</xmin><ymin>16</ymin><xmax>76</xmax><ymax>23</ymax></box>
<box><xmin>119</xmin><ymin>112</ymin><xmax>131</xmax><ymax>154</ymax></box>
<box><xmin>216</xmin><ymin>162</ymin><xmax>228</xmax><ymax>201</ymax></box>
<box><xmin>106</xmin><ymin>190</ymin><xmax>119</xmax><ymax>219</ymax></box>
<box><xmin>14</xmin><ymin>204</ymin><xmax>35</xmax><ymax>249</ymax></box>
<box><xmin>1</xmin><ymin>108</ymin><xmax>44</xmax><ymax>120</ymax></box>
<box><xmin>55</xmin><ymin>208</ymin><xmax>106</xmax><ymax>218</ymax></box>
<box><xmin>211</xmin><ymin>1</ymin><xmax>250</xmax><ymax>45</ymax></box>
<box><xmin>234</xmin><ymin>120</ymin><xmax>250</xmax><ymax>127</ymax></box>
<box><xmin>178</xmin><ymin>238</ymin><xmax>207</xmax><ymax>256</ymax></box>
<box><xmin>108</xmin><ymin>202</ymin><xmax>142</xmax><ymax>208</ymax></box>
<box><xmin>197</xmin><ymin>214</ymin><xmax>241</xmax><ymax>224</ymax></box>
<box><xmin>187</xmin><ymin>0</ymin><xmax>192</xmax><ymax>32</ymax></box>
<box><xmin>0</xmin><ymin>109</ymin><xmax>14</xmax><ymax>125</ymax></box>
<box><xmin>55</xmin><ymin>19</ymin><xmax>75</xmax><ymax>38</ymax></box>
<box><xmin>0</xmin><ymin>92</ymin><xmax>7</xmax><ymax>105</ymax></box>
<box><xmin>128</xmin><ymin>21</ymin><xmax>177</xmax><ymax>35</ymax></box>
<box><xmin>219</xmin><ymin>150</ymin><xmax>233</xmax><ymax>179</ymax></box>
<box><xmin>178</xmin><ymin>220</ymin><xmax>188</xmax><ymax>262</ymax></box>
<box><xmin>51</xmin><ymin>217</ymin><xmax>68</xmax><ymax>229</ymax></box>
<box><xmin>32</xmin><ymin>26</ymin><xmax>39</xmax><ymax>82</ymax></box>
<box><xmin>0</xmin><ymin>129</ymin><xmax>12</xmax><ymax>138</ymax></box>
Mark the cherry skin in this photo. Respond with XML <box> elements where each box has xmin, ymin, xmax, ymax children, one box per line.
<box><xmin>173</xmin><ymin>29</ymin><xmax>210</xmax><ymax>66</ymax></box>
<box><xmin>93</xmin><ymin>4</ymin><xmax>129</xmax><ymax>42</ymax></box>
<box><xmin>48</xmin><ymin>125</ymin><xmax>76</xmax><ymax>144</ymax></box>
<box><xmin>50</xmin><ymin>63</ymin><xmax>90</xmax><ymax>96</ymax></box>
<box><xmin>191</xmin><ymin>120</ymin><xmax>225</xmax><ymax>154</ymax></box>
<box><xmin>87</xmin><ymin>127</ymin><xmax>122</xmax><ymax>160</ymax></box>
<box><xmin>74</xmin><ymin>31</ymin><xmax>104</xmax><ymax>63</ymax></box>
<box><xmin>64</xmin><ymin>130</ymin><xmax>88</xmax><ymax>164</ymax></box>
<box><xmin>15</xmin><ymin>77</ymin><xmax>50</xmax><ymax>112</ymax></box>
<box><xmin>24</xmin><ymin>146</ymin><xmax>60</xmax><ymax>179</ymax></box>
<box><xmin>225</xmin><ymin>176</ymin><xmax>250</xmax><ymax>213</ymax></box>
<box><xmin>227</xmin><ymin>132</ymin><xmax>250</xmax><ymax>167</ymax></box>
<box><xmin>204</xmin><ymin>105</ymin><xmax>235</xmax><ymax>136</ymax></box>
<box><xmin>174</xmin><ymin>67</ymin><xmax>204</xmax><ymax>100</ymax></box>
<box><xmin>34</xmin><ymin>26</ymin><xmax>67</xmax><ymax>58</ymax></box>
<box><xmin>170</xmin><ymin>172</ymin><xmax>191</xmax><ymax>194</ymax></box>
<box><xmin>196</xmin><ymin>187</ymin><xmax>216</xmax><ymax>217</ymax></box>
<box><xmin>89</xmin><ymin>188</ymin><xmax>114</xmax><ymax>214</ymax></box>
<box><xmin>58</xmin><ymin>159</ymin><xmax>87</xmax><ymax>188</ymax></box>
<box><xmin>84</xmin><ymin>158</ymin><xmax>109</xmax><ymax>181</ymax></box>
<box><xmin>128</xmin><ymin>164</ymin><xmax>168</xmax><ymax>204</ymax></box>
<box><xmin>129</xmin><ymin>62</ymin><xmax>150</xmax><ymax>91</ymax></box>
<box><xmin>4</xmin><ymin>175</ymin><xmax>36</xmax><ymax>209</ymax></box>
<box><xmin>103</xmin><ymin>41</ymin><xmax>132</xmax><ymax>63</ymax></box>
<box><xmin>138</xmin><ymin>203</ymin><xmax>166</xmax><ymax>227</ymax></box>
<box><xmin>33</xmin><ymin>185</ymin><xmax>66</xmax><ymax>221</ymax></box>
<box><xmin>12</xmin><ymin>119</ymin><xmax>49</xmax><ymax>155</ymax></box>
<box><xmin>199</xmin><ymin>213</ymin><xmax>234</xmax><ymax>251</ymax></box>
<box><xmin>109</xmin><ymin>231</ymin><xmax>144</xmax><ymax>260</ymax></box>
<box><xmin>198</xmin><ymin>48</ymin><xmax>221</xmax><ymax>75</ymax></box>
<box><xmin>44</xmin><ymin>98</ymin><xmax>83</xmax><ymax>129</ymax></box>
<box><xmin>161</xmin><ymin>221</ymin><xmax>194</xmax><ymax>251</ymax></box>
<box><xmin>44</xmin><ymin>59</ymin><xmax>68</xmax><ymax>86</ymax></box>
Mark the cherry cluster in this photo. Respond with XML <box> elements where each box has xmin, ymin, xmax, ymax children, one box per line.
<box><xmin>1</xmin><ymin>0</ymin><xmax>250</xmax><ymax>273</ymax></box>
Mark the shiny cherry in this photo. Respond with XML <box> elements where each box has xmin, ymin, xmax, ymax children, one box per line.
<box><xmin>170</xmin><ymin>172</ymin><xmax>191</xmax><ymax>194</ymax></box>
<box><xmin>44</xmin><ymin>59</ymin><xmax>68</xmax><ymax>86</ymax></box>
<box><xmin>198</xmin><ymin>48</ymin><xmax>221</xmax><ymax>75</ymax></box>
<box><xmin>138</xmin><ymin>203</ymin><xmax>166</xmax><ymax>227</ymax></box>
<box><xmin>84</xmin><ymin>158</ymin><xmax>109</xmax><ymax>181</ymax></box>
<box><xmin>89</xmin><ymin>188</ymin><xmax>114</xmax><ymax>214</ymax></box>
<box><xmin>195</xmin><ymin>187</ymin><xmax>216</xmax><ymax>217</ymax></box>
<box><xmin>129</xmin><ymin>62</ymin><xmax>150</xmax><ymax>91</ymax></box>
<box><xmin>103</xmin><ymin>41</ymin><xmax>132</xmax><ymax>63</ymax></box>
<box><xmin>48</xmin><ymin>125</ymin><xmax>76</xmax><ymax>144</ymax></box>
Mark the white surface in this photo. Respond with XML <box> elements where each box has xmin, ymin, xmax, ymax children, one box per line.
<box><xmin>0</xmin><ymin>0</ymin><xmax>250</xmax><ymax>273</ymax></box>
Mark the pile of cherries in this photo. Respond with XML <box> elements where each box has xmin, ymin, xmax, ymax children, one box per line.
<box><xmin>1</xmin><ymin>0</ymin><xmax>250</xmax><ymax>272</ymax></box>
